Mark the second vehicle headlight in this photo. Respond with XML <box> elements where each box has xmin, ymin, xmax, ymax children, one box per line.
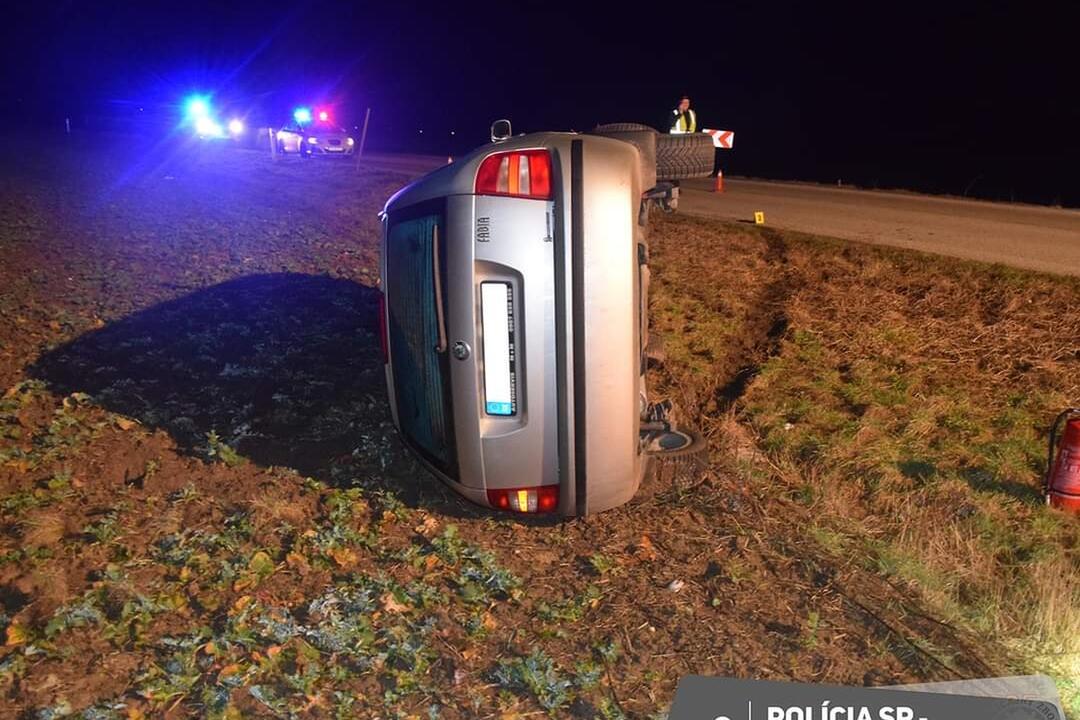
<box><xmin>307</xmin><ymin>137</ymin><xmax>318</xmax><ymax>144</ymax></box>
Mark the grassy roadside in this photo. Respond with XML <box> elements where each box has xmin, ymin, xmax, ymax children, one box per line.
<box><xmin>0</xmin><ymin>139</ymin><xmax>1073</xmax><ymax>718</ymax></box>
<box><xmin>648</xmin><ymin>213</ymin><xmax>1080</xmax><ymax>713</ymax></box>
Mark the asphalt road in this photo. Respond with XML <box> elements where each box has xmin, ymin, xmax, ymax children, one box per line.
<box><xmin>362</xmin><ymin>153</ymin><xmax>1080</xmax><ymax>278</ymax></box>
<box><xmin>679</xmin><ymin>178</ymin><xmax>1080</xmax><ymax>277</ymax></box>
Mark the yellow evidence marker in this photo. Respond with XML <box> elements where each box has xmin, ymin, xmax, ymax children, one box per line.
<box><xmin>754</xmin><ymin>211</ymin><xmax>765</xmax><ymax>225</ymax></box>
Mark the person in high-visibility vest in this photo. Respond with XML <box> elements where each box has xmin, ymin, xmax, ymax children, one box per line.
<box><xmin>666</xmin><ymin>95</ymin><xmax>724</xmax><ymax>178</ymax></box>
<box><xmin>668</xmin><ymin>95</ymin><xmax>697</xmax><ymax>134</ymax></box>
<box><xmin>658</xmin><ymin>95</ymin><xmax>699</xmax><ymax>211</ymax></box>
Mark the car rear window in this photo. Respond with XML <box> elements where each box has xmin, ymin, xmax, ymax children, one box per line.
<box><xmin>384</xmin><ymin>202</ymin><xmax>458</xmax><ymax>480</ymax></box>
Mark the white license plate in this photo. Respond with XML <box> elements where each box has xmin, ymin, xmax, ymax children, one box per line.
<box><xmin>480</xmin><ymin>282</ymin><xmax>516</xmax><ymax>416</ymax></box>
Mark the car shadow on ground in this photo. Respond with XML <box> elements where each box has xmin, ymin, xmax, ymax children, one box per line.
<box><xmin>31</xmin><ymin>273</ymin><xmax>488</xmax><ymax>518</ymax></box>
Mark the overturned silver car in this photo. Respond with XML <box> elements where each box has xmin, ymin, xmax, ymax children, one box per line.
<box><xmin>378</xmin><ymin>122</ymin><xmax>712</xmax><ymax>515</ymax></box>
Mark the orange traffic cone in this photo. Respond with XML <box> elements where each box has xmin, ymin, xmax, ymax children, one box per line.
<box><xmin>713</xmin><ymin>170</ymin><xmax>724</xmax><ymax>193</ymax></box>
<box><xmin>1047</xmin><ymin>409</ymin><xmax>1080</xmax><ymax>513</ymax></box>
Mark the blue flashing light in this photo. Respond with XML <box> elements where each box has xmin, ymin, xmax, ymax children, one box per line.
<box><xmin>293</xmin><ymin>107</ymin><xmax>312</xmax><ymax>124</ymax></box>
<box><xmin>184</xmin><ymin>95</ymin><xmax>210</xmax><ymax>118</ymax></box>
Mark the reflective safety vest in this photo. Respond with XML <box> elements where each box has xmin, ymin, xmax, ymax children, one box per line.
<box><xmin>671</xmin><ymin>109</ymin><xmax>697</xmax><ymax>134</ymax></box>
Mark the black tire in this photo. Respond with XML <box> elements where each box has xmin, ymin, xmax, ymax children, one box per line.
<box><xmin>593</xmin><ymin>122</ymin><xmax>658</xmax><ymax>134</ymax></box>
<box><xmin>656</xmin><ymin>133</ymin><xmax>714</xmax><ymax>180</ymax></box>
<box><xmin>589</xmin><ymin>127</ymin><xmax>657</xmax><ymax>190</ymax></box>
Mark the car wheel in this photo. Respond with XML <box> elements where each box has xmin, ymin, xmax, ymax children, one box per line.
<box><xmin>594</xmin><ymin>122</ymin><xmax>658</xmax><ymax>134</ymax></box>
<box><xmin>656</xmin><ymin>133</ymin><xmax>714</xmax><ymax>180</ymax></box>
<box><xmin>589</xmin><ymin>126</ymin><xmax>657</xmax><ymax>191</ymax></box>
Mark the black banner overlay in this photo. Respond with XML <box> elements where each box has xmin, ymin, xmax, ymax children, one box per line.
<box><xmin>669</xmin><ymin>677</ymin><xmax>1064</xmax><ymax>720</ymax></box>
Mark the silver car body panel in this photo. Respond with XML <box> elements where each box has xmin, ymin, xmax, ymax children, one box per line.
<box><xmin>381</xmin><ymin>132</ymin><xmax>645</xmax><ymax>515</ymax></box>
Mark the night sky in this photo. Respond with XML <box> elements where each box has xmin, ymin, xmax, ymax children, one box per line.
<box><xmin>2</xmin><ymin>0</ymin><xmax>1077</xmax><ymax>206</ymax></box>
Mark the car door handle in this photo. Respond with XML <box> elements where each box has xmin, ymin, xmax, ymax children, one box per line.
<box><xmin>432</xmin><ymin>224</ymin><xmax>448</xmax><ymax>354</ymax></box>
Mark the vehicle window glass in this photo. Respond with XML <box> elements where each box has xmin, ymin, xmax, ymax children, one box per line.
<box><xmin>385</xmin><ymin>204</ymin><xmax>457</xmax><ymax>478</ymax></box>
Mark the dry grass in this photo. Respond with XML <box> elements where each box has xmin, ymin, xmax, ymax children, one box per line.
<box><xmin>648</xmin><ymin>213</ymin><xmax>1080</xmax><ymax>712</ymax></box>
<box><xmin>20</xmin><ymin>510</ymin><xmax>70</xmax><ymax>548</ymax></box>
<box><xmin>249</xmin><ymin>493</ymin><xmax>313</xmax><ymax>528</ymax></box>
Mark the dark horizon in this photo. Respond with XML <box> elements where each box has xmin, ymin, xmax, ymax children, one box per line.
<box><xmin>3</xmin><ymin>0</ymin><xmax>1077</xmax><ymax>206</ymax></box>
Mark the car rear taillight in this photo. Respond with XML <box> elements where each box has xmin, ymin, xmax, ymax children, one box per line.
<box><xmin>377</xmin><ymin>290</ymin><xmax>389</xmax><ymax>364</ymax></box>
<box><xmin>475</xmin><ymin>150</ymin><xmax>552</xmax><ymax>200</ymax></box>
<box><xmin>486</xmin><ymin>485</ymin><xmax>559</xmax><ymax>513</ymax></box>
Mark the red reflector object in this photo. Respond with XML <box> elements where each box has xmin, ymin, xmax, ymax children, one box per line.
<box><xmin>486</xmin><ymin>485</ymin><xmax>559</xmax><ymax>513</ymax></box>
<box><xmin>377</xmin><ymin>290</ymin><xmax>389</xmax><ymax>364</ymax></box>
<box><xmin>475</xmin><ymin>150</ymin><xmax>552</xmax><ymax>200</ymax></box>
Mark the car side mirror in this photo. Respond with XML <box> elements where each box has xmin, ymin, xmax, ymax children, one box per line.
<box><xmin>491</xmin><ymin>119</ymin><xmax>512</xmax><ymax>143</ymax></box>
